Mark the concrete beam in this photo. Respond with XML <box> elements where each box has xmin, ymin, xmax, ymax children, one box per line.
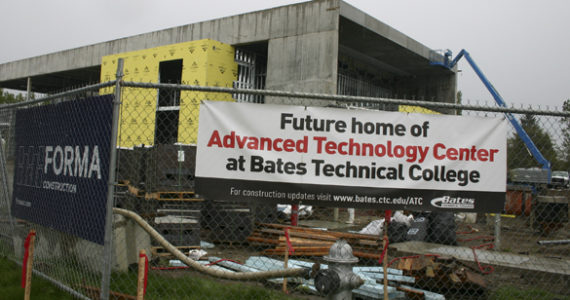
<box><xmin>339</xmin><ymin>1</ymin><xmax>433</xmax><ymax>61</ymax></box>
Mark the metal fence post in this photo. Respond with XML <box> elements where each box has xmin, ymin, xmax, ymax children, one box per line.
<box><xmin>494</xmin><ymin>213</ymin><xmax>501</xmax><ymax>251</ymax></box>
<box><xmin>100</xmin><ymin>59</ymin><xmax>124</xmax><ymax>300</ymax></box>
<box><xmin>0</xmin><ymin>131</ymin><xmax>16</xmax><ymax>253</ymax></box>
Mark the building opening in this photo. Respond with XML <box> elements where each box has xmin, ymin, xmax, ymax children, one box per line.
<box><xmin>155</xmin><ymin>59</ymin><xmax>182</xmax><ymax>144</ymax></box>
<box><xmin>234</xmin><ymin>43</ymin><xmax>267</xmax><ymax>103</ymax></box>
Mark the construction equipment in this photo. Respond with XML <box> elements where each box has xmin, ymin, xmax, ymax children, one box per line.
<box><xmin>432</xmin><ymin>49</ymin><xmax>551</xmax><ymax>180</ymax></box>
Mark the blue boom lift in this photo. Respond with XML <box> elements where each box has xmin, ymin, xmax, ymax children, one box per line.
<box><xmin>433</xmin><ymin>49</ymin><xmax>551</xmax><ymax>180</ymax></box>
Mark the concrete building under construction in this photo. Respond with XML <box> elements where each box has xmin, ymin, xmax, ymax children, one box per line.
<box><xmin>0</xmin><ymin>0</ymin><xmax>456</xmax><ymax>103</ymax></box>
<box><xmin>0</xmin><ymin>0</ymin><xmax>460</xmax><ymax>251</ymax></box>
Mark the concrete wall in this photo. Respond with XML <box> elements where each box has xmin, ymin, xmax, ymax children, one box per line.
<box><xmin>0</xmin><ymin>0</ymin><xmax>341</xmax><ymax>84</ymax></box>
<box><xmin>266</xmin><ymin>31</ymin><xmax>339</xmax><ymax>105</ymax></box>
<box><xmin>265</xmin><ymin>0</ymin><xmax>340</xmax><ymax>102</ymax></box>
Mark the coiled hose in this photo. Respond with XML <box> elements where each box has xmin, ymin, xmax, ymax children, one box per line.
<box><xmin>112</xmin><ymin>207</ymin><xmax>309</xmax><ymax>280</ymax></box>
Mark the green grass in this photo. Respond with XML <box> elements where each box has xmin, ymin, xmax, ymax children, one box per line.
<box><xmin>489</xmin><ymin>285</ymin><xmax>570</xmax><ymax>300</ymax></box>
<box><xmin>109</xmin><ymin>269</ymin><xmax>297</xmax><ymax>300</ymax></box>
<box><xmin>0</xmin><ymin>256</ymin><xmax>74</xmax><ymax>300</ymax></box>
<box><xmin>0</xmin><ymin>255</ymin><xmax>298</xmax><ymax>299</ymax></box>
<box><xmin>4</xmin><ymin>253</ymin><xmax>570</xmax><ymax>300</ymax></box>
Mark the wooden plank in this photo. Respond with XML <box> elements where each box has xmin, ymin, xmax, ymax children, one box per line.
<box><xmin>145</xmin><ymin>191</ymin><xmax>199</xmax><ymax>201</ymax></box>
<box><xmin>389</xmin><ymin>241</ymin><xmax>570</xmax><ymax>276</ymax></box>
<box><xmin>396</xmin><ymin>286</ymin><xmax>425</xmax><ymax>300</ymax></box>
<box><xmin>127</xmin><ymin>185</ymin><xmax>144</xmax><ymax>197</ymax></box>
<box><xmin>352</xmin><ymin>251</ymin><xmax>381</xmax><ymax>260</ymax></box>
<box><xmin>449</xmin><ymin>273</ymin><xmax>461</xmax><ymax>283</ymax></box>
<box><xmin>425</xmin><ymin>266</ymin><xmax>435</xmax><ymax>278</ymax></box>
<box><xmin>259</xmin><ymin>223</ymin><xmax>379</xmax><ymax>240</ymax></box>
<box><xmin>400</xmin><ymin>258</ymin><xmax>413</xmax><ymax>271</ymax></box>
<box><xmin>246</xmin><ymin>236</ymin><xmax>281</xmax><ymax>245</ymax></box>
<box><xmin>277</xmin><ymin>236</ymin><xmax>335</xmax><ymax>245</ymax></box>
<box><xmin>259</xmin><ymin>228</ymin><xmax>337</xmax><ymax>241</ymax></box>
<box><xmin>464</xmin><ymin>270</ymin><xmax>487</xmax><ymax>288</ymax></box>
<box><xmin>266</xmin><ymin>228</ymin><xmax>380</xmax><ymax>248</ymax></box>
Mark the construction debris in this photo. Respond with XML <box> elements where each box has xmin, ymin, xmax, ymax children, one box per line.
<box><xmin>391</xmin><ymin>255</ymin><xmax>487</xmax><ymax>296</ymax></box>
<box><xmin>243</xmin><ymin>256</ymin><xmax>445</xmax><ymax>300</ymax></box>
<box><xmin>247</xmin><ymin>223</ymin><xmax>383</xmax><ymax>259</ymax></box>
<box><xmin>148</xmin><ymin>222</ymin><xmax>490</xmax><ymax>299</ymax></box>
<box><xmin>246</xmin><ymin>223</ymin><xmax>487</xmax><ymax>298</ymax></box>
<box><xmin>164</xmin><ymin>252</ymin><xmax>451</xmax><ymax>299</ymax></box>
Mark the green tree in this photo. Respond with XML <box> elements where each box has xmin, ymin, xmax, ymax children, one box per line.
<box><xmin>0</xmin><ymin>88</ymin><xmax>25</xmax><ymax>104</ymax></box>
<box><xmin>559</xmin><ymin>99</ymin><xmax>570</xmax><ymax>171</ymax></box>
<box><xmin>456</xmin><ymin>90</ymin><xmax>463</xmax><ymax>115</ymax></box>
<box><xmin>507</xmin><ymin>113</ymin><xmax>559</xmax><ymax>170</ymax></box>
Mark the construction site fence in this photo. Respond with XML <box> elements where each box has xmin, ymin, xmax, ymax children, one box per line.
<box><xmin>0</xmin><ymin>80</ymin><xmax>568</xmax><ymax>300</ymax></box>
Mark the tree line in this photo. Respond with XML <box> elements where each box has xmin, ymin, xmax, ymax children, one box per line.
<box><xmin>0</xmin><ymin>88</ymin><xmax>26</xmax><ymax>104</ymax></box>
<box><xmin>507</xmin><ymin>99</ymin><xmax>570</xmax><ymax>172</ymax></box>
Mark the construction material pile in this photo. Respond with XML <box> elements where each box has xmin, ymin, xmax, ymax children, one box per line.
<box><xmin>247</xmin><ymin>223</ymin><xmax>383</xmax><ymax>259</ymax></box>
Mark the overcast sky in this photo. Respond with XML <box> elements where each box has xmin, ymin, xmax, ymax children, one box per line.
<box><xmin>0</xmin><ymin>0</ymin><xmax>568</xmax><ymax>109</ymax></box>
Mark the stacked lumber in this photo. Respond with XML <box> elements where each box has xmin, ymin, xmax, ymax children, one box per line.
<box><xmin>247</xmin><ymin>223</ymin><xmax>383</xmax><ymax>259</ymax></box>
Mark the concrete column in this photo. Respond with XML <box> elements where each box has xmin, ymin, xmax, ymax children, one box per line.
<box><xmin>26</xmin><ymin>77</ymin><xmax>31</xmax><ymax>101</ymax></box>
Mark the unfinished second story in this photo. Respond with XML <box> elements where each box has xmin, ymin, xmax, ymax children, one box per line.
<box><xmin>0</xmin><ymin>0</ymin><xmax>457</xmax><ymax>106</ymax></box>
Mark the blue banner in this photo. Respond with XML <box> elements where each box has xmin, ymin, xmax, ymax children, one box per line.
<box><xmin>12</xmin><ymin>95</ymin><xmax>114</xmax><ymax>245</ymax></box>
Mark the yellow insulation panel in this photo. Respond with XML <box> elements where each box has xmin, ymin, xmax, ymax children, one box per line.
<box><xmin>100</xmin><ymin>39</ymin><xmax>237</xmax><ymax>147</ymax></box>
<box><xmin>398</xmin><ymin>105</ymin><xmax>441</xmax><ymax>115</ymax></box>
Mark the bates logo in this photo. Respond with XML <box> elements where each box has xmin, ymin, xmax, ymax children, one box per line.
<box><xmin>430</xmin><ymin>196</ymin><xmax>475</xmax><ymax>209</ymax></box>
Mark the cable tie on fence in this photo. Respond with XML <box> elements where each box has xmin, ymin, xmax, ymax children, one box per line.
<box><xmin>21</xmin><ymin>231</ymin><xmax>36</xmax><ymax>289</ymax></box>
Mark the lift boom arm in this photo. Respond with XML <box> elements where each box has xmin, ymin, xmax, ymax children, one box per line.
<box><xmin>444</xmin><ymin>49</ymin><xmax>551</xmax><ymax>172</ymax></box>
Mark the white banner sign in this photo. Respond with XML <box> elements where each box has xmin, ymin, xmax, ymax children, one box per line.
<box><xmin>196</xmin><ymin>101</ymin><xmax>507</xmax><ymax>212</ymax></box>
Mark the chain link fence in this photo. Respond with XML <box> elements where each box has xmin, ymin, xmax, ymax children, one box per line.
<box><xmin>0</xmin><ymin>80</ymin><xmax>568</xmax><ymax>300</ymax></box>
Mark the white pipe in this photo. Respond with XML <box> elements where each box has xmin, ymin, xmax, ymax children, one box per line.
<box><xmin>112</xmin><ymin>207</ymin><xmax>308</xmax><ymax>280</ymax></box>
